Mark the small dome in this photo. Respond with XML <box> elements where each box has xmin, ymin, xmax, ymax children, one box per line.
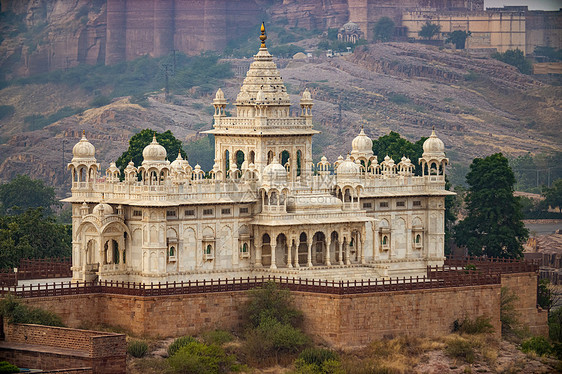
<box><xmin>125</xmin><ymin>160</ymin><xmax>136</xmax><ymax>172</ymax></box>
<box><xmin>343</xmin><ymin>22</ymin><xmax>360</xmax><ymax>32</ymax></box>
<box><xmin>337</xmin><ymin>154</ymin><xmax>361</xmax><ymax>175</ymax></box>
<box><xmin>351</xmin><ymin>128</ymin><xmax>373</xmax><ymax>155</ymax></box>
<box><xmin>262</xmin><ymin>160</ymin><xmax>288</xmax><ymax>182</ymax></box>
<box><xmin>215</xmin><ymin>88</ymin><xmax>225</xmax><ymax>100</ymax></box>
<box><xmin>72</xmin><ymin>131</ymin><xmax>95</xmax><ymax>160</ymax></box>
<box><xmin>423</xmin><ymin>129</ymin><xmax>445</xmax><ymax>155</ymax></box>
<box><xmin>301</xmin><ymin>88</ymin><xmax>312</xmax><ymax>101</ymax></box>
<box><xmin>142</xmin><ymin>135</ymin><xmax>167</xmax><ymax>162</ymax></box>
<box><xmin>170</xmin><ymin>152</ymin><xmax>188</xmax><ymax>171</ymax></box>
<box><xmin>92</xmin><ymin>202</ymin><xmax>114</xmax><ymax>215</ymax></box>
<box><xmin>256</xmin><ymin>89</ymin><xmax>265</xmax><ymax>103</ymax></box>
<box><xmin>107</xmin><ymin>162</ymin><xmax>119</xmax><ymax>173</ymax></box>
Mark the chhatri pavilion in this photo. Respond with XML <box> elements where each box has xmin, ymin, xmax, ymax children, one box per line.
<box><xmin>64</xmin><ymin>24</ymin><xmax>452</xmax><ymax>283</ymax></box>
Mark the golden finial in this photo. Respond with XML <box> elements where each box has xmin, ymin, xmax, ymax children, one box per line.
<box><xmin>260</xmin><ymin>22</ymin><xmax>267</xmax><ymax>48</ymax></box>
<box><xmin>82</xmin><ymin>129</ymin><xmax>85</xmax><ymax>136</ymax></box>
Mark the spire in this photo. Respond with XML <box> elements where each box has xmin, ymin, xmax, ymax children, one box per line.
<box><xmin>260</xmin><ymin>22</ymin><xmax>267</xmax><ymax>49</ymax></box>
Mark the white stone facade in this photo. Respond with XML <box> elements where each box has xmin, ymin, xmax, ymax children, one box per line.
<box><xmin>64</xmin><ymin>26</ymin><xmax>453</xmax><ymax>283</ymax></box>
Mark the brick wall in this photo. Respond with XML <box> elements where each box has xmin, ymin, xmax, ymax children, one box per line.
<box><xmin>0</xmin><ymin>323</ymin><xmax>125</xmax><ymax>374</ymax></box>
<box><xmin>18</xmin><ymin>273</ymin><xmax>546</xmax><ymax>347</ymax></box>
<box><xmin>501</xmin><ymin>272</ymin><xmax>549</xmax><ymax>336</ymax></box>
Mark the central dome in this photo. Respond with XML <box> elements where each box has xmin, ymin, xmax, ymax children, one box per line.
<box><xmin>72</xmin><ymin>131</ymin><xmax>95</xmax><ymax>160</ymax></box>
<box><xmin>142</xmin><ymin>135</ymin><xmax>167</xmax><ymax>162</ymax></box>
<box><xmin>422</xmin><ymin>129</ymin><xmax>445</xmax><ymax>155</ymax></box>
<box><xmin>262</xmin><ymin>160</ymin><xmax>288</xmax><ymax>183</ymax></box>
<box><xmin>337</xmin><ymin>155</ymin><xmax>361</xmax><ymax>175</ymax></box>
<box><xmin>351</xmin><ymin>128</ymin><xmax>374</xmax><ymax>158</ymax></box>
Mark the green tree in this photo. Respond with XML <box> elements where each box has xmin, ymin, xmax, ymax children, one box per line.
<box><xmin>543</xmin><ymin>178</ymin><xmax>562</xmax><ymax>212</ymax></box>
<box><xmin>509</xmin><ymin>153</ymin><xmax>538</xmax><ymax>192</ymax></box>
<box><xmin>419</xmin><ymin>22</ymin><xmax>441</xmax><ymax>40</ymax></box>
<box><xmin>0</xmin><ymin>175</ymin><xmax>58</xmax><ymax>215</ymax></box>
<box><xmin>454</xmin><ymin>153</ymin><xmax>528</xmax><ymax>258</ymax></box>
<box><xmin>492</xmin><ymin>49</ymin><xmax>532</xmax><ymax>75</ymax></box>
<box><xmin>184</xmin><ymin>135</ymin><xmax>215</xmax><ymax>172</ymax></box>
<box><xmin>533</xmin><ymin>46</ymin><xmax>562</xmax><ymax>62</ymax></box>
<box><xmin>0</xmin><ymin>208</ymin><xmax>72</xmax><ymax>269</ymax></box>
<box><xmin>371</xmin><ymin>131</ymin><xmax>427</xmax><ymax>175</ymax></box>
<box><xmin>446</xmin><ymin>30</ymin><xmax>471</xmax><ymax>49</ymax></box>
<box><xmin>373</xmin><ymin>17</ymin><xmax>395</xmax><ymax>42</ymax></box>
<box><xmin>115</xmin><ymin>129</ymin><xmax>187</xmax><ymax>177</ymax></box>
<box><xmin>444</xmin><ymin>178</ymin><xmax>460</xmax><ymax>255</ymax></box>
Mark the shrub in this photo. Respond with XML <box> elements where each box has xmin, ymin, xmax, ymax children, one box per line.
<box><xmin>127</xmin><ymin>339</ymin><xmax>148</xmax><ymax>358</ymax></box>
<box><xmin>245</xmin><ymin>281</ymin><xmax>303</xmax><ymax>328</ymax></box>
<box><xmin>387</xmin><ymin>93</ymin><xmax>411</xmax><ymax>105</ymax></box>
<box><xmin>0</xmin><ymin>361</ymin><xmax>19</xmax><ymax>374</ymax></box>
<box><xmin>167</xmin><ymin>341</ymin><xmax>238</xmax><ymax>374</ymax></box>
<box><xmin>453</xmin><ymin>315</ymin><xmax>494</xmax><ymax>334</ymax></box>
<box><xmin>168</xmin><ymin>335</ymin><xmax>197</xmax><ymax>357</ymax></box>
<box><xmin>0</xmin><ymin>294</ymin><xmax>64</xmax><ymax>326</ymax></box>
<box><xmin>89</xmin><ymin>95</ymin><xmax>111</xmax><ymax>108</ymax></box>
<box><xmin>445</xmin><ymin>337</ymin><xmax>475</xmax><ymax>363</ymax></box>
<box><xmin>501</xmin><ymin>287</ymin><xmax>519</xmax><ymax>333</ymax></box>
<box><xmin>201</xmin><ymin>329</ymin><xmax>234</xmax><ymax>346</ymax></box>
<box><xmin>294</xmin><ymin>348</ymin><xmax>342</xmax><ymax>374</ymax></box>
<box><xmin>521</xmin><ymin>336</ymin><xmax>552</xmax><ymax>356</ymax></box>
<box><xmin>549</xmin><ymin>307</ymin><xmax>562</xmax><ymax>342</ymax></box>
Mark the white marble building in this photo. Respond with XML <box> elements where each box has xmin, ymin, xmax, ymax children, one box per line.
<box><xmin>64</xmin><ymin>25</ymin><xmax>453</xmax><ymax>283</ymax></box>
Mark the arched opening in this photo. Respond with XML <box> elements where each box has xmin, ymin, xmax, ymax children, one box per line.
<box><xmin>276</xmin><ymin>233</ymin><xmax>288</xmax><ymax>266</ymax></box>
<box><xmin>267</xmin><ymin>150</ymin><xmax>274</xmax><ymax>165</ymax></box>
<box><xmin>296</xmin><ymin>150</ymin><xmax>302</xmax><ymax>176</ymax></box>
<box><xmin>104</xmin><ymin>241</ymin><xmax>109</xmax><ymax>264</ymax></box>
<box><xmin>330</xmin><ymin>231</ymin><xmax>340</xmax><ymax>264</ymax></box>
<box><xmin>225</xmin><ymin>150</ymin><xmax>230</xmax><ymax>173</ymax></box>
<box><xmin>169</xmin><ymin>246</ymin><xmax>175</xmax><ymax>257</ymax></box>
<box><xmin>262</xmin><ymin>234</ymin><xmax>271</xmax><ymax>267</ymax></box>
<box><xmin>270</xmin><ymin>190</ymin><xmax>278</xmax><ymax>205</ymax></box>
<box><xmin>344</xmin><ymin>188</ymin><xmax>352</xmax><ymax>203</ymax></box>
<box><xmin>281</xmin><ymin>150</ymin><xmax>290</xmax><ymax>168</ymax></box>
<box><xmin>313</xmin><ymin>232</ymin><xmax>326</xmax><ymax>265</ymax></box>
<box><xmin>86</xmin><ymin>239</ymin><xmax>96</xmax><ymax>264</ymax></box>
<box><xmin>112</xmin><ymin>239</ymin><xmax>119</xmax><ymax>264</ymax></box>
<box><xmin>415</xmin><ymin>234</ymin><xmax>421</xmax><ymax>244</ymax></box>
<box><xmin>249</xmin><ymin>151</ymin><xmax>255</xmax><ymax>164</ymax></box>
<box><xmin>236</xmin><ymin>150</ymin><xmax>245</xmax><ymax>170</ymax></box>
<box><xmin>298</xmin><ymin>232</ymin><xmax>308</xmax><ymax>265</ymax></box>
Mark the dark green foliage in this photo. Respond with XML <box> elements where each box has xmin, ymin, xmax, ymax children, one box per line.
<box><xmin>373</xmin><ymin>17</ymin><xmax>395</xmax><ymax>42</ymax></box>
<box><xmin>549</xmin><ymin>307</ymin><xmax>562</xmax><ymax>343</ymax></box>
<box><xmin>269</xmin><ymin>44</ymin><xmax>305</xmax><ymax>58</ymax></box>
<box><xmin>0</xmin><ymin>175</ymin><xmax>58</xmax><ymax>215</ymax></box>
<box><xmin>371</xmin><ymin>131</ymin><xmax>426</xmax><ymax>176</ymax></box>
<box><xmin>201</xmin><ymin>330</ymin><xmax>234</xmax><ymax>346</ymax></box>
<box><xmin>387</xmin><ymin>93</ymin><xmax>411</xmax><ymax>105</ymax></box>
<box><xmin>127</xmin><ymin>340</ymin><xmax>149</xmax><ymax>358</ymax></box>
<box><xmin>500</xmin><ymin>287</ymin><xmax>519</xmax><ymax>333</ymax></box>
<box><xmin>446</xmin><ymin>30</ymin><xmax>471</xmax><ymax>49</ymax></box>
<box><xmin>245</xmin><ymin>281</ymin><xmax>303</xmax><ymax>328</ymax></box>
<box><xmin>534</xmin><ymin>46</ymin><xmax>562</xmax><ymax>62</ymax></box>
<box><xmin>492</xmin><ymin>49</ymin><xmax>532</xmax><ymax>75</ymax></box>
<box><xmin>0</xmin><ymin>105</ymin><xmax>15</xmax><ymax>120</ymax></box>
<box><xmin>294</xmin><ymin>347</ymin><xmax>342</xmax><ymax>374</ymax></box>
<box><xmin>168</xmin><ymin>335</ymin><xmax>197</xmax><ymax>357</ymax></box>
<box><xmin>418</xmin><ymin>22</ymin><xmax>441</xmax><ymax>40</ymax></box>
<box><xmin>445</xmin><ymin>178</ymin><xmax>460</xmax><ymax>254</ymax></box>
<box><xmin>509</xmin><ymin>152</ymin><xmax>562</xmax><ymax>193</ymax></box>
<box><xmin>243</xmin><ymin>316</ymin><xmax>309</xmax><ymax>363</ymax></box>
<box><xmin>0</xmin><ymin>208</ymin><xmax>71</xmax><ymax>270</ymax></box>
<box><xmin>116</xmin><ymin>129</ymin><xmax>187</xmax><ymax>177</ymax></box>
<box><xmin>327</xmin><ymin>28</ymin><xmax>339</xmax><ymax>41</ymax></box>
<box><xmin>453</xmin><ymin>315</ymin><xmax>494</xmax><ymax>334</ymax></box>
<box><xmin>543</xmin><ymin>179</ymin><xmax>562</xmax><ymax>212</ymax></box>
<box><xmin>89</xmin><ymin>95</ymin><xmax>112</xmax><ymax>108</ymax></box>
<box><xmin>184</xmin><ymin>135</ymin><xmax>215</xmax><ymax>172</ymax></box>
<box><xmin>0</xmin><ymin>294</ymin><xmax>64</xmax><ymax>326</ymax></box>
<box><xmin>445</xmin><ymin>338</ymin><xmax>475</xmax><ymax>363</ymax></box>
<box><xmin>521</xmin><ymin>336</ymin><xmax>552</xmax><ymax>356</ymax></box>
<box><xmin>24</xmin><ymin>106</ymin><xmax>84</xmax><ymax>131</ymax></box>
<box><xmin>454</xmin><ymin>153</ymin><xmax>528</xmax><ymax>258</ymax></box>
<box><xmin>167</xmin><ymin>341</ymin><xmax>238</xmax><ymax>374</ymax></box>
<box><xmin>0</xmin><ymin>361</ymin><xmax>19</xmax><ymax>374</ymax></box>
<box><xmin>538</xmin><ymin>279</ymin><xmax>553</xmax><ymax>311</ymax></box>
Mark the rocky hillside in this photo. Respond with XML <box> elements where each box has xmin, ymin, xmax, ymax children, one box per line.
<box><xmin>0</xmin><ymin>42</ymin><xmax>560</xmax><ymax>194</ymax></box>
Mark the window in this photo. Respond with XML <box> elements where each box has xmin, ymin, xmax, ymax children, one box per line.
<box><xmin>381</xmin><ymin>235</ymin><xmax>389</xmax><ymax>250</ymax></box>
<box><xmin>379</xmin><ymin>202</ymin><xmax>389</xmax><ymax>208</ymax></box>
<box><xmin>185</xmin><ymin>209</ymin><xmax>195</xmax><ymax>217</ymax></box>
<box><xmin>204</xmin><ymin>244</ymin><xmax>214</xmax><ymax>260</ymax></box>
<box><xmin>396</xmin><ymin>201</ymin><xmax>405</xmax><ymax>207</ymax></box>
<box><xmin>362</xmin><ymin>202</ymin><xmax>372</xmax><ymax>209</ymax></box>
<box><xmin>413</xmin><ymin>200</ymin><xmax>421</xmax><ymax>207</ymax></box>
<box><xmin>240</xmin><ymin>207</ymin><xmax>249</xmax><ymax>214</ymax></box>
<box><xmin>241</xmin><ymin>243</ymin><xmax>248</xmax><ymax>253</ymax></box>
<box><xmin>169</xmin><ymin>246</ymin><xmax>175</xmax><ymax>257</ymax></box>
<box><xmin>133</xmin><ymin>210</ymin><xmax>142</xmax><ymax>217</ymax></box>
<box><xmin>414</xmin><ymin>233</ymin><xmax>423</xmax><ymax>249</ymax></box>
<box><xmin>203</xmin><ymin>209</ymin><xmax>213</xmax><ymax>216</ymax></box>
<box><xmin>221</xmin><ymin>208</ymin><xmax>231</xmax><ymax>215</ymax></box>
<box><xmin>166</xmin><ymin>210</ymin><xmax>177</xmax><ymax>217</ymax></box>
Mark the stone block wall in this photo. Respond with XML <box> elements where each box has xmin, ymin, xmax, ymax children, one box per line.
<box><xmin>501</xmin><ymin>272</ymin><xmax>548</xmax><ymax>336</ymax></box>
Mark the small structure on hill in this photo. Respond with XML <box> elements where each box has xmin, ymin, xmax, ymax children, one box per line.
<box><xmin>338</xmin><ymin>21</ymin><xmax>364</xmax><ymax>43</ymax></box>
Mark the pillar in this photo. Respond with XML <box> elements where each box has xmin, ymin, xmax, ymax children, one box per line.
<box><xmin>325</xmin><ymin>238</ymin><xmax>332</xmax><ymax>266</ymax></box>
<box><xmin>254</xmin><ymin>239</ymin><xmax>262</xmax><ymax>267</ymax></box>
<box><xmin>271</xmin><ymin>236</ymin><xmax>277</xmax><ymax>269</ymax></box>
<box><xmin>339</xmin><ymin>240</ymin><xmax>344</xmax><ymax>265</ymax></box>
<box><xmin>360</xmin><ymin>235</ymin><xmax>366</xmax><ymax>265</ymax></box>
<box><xmin>287</xmin><ymin>239</ymin><xmax>293</xmax><ymax>268</ymax></box>
<box><xmin>345</xmin><ymin>239</ymin><xmax>351</xmax><ymax>265</ymax></box>
<box><xmin>307</xmin><ymin>241</ymin><xmax>313</xmax><ymax>268</ymax></box>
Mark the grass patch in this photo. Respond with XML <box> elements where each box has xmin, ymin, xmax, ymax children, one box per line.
<box><xmin>387</xmin><ymin>93</ymin><xmax>412</xmax><ymax>105</ymax></box>
<box><xmin>127</xmin><ymin>339</ymin><xmax>148</xmax><ymax>358</ymax></box>
<box><xmin>168</xmin><ymin>335</ymin><xmax>197</xmax><ymax>357</ymax></box>
<box><xmin>453</xmin><ymin>315</ymin><xmax>494</xmax><ymax>335</ymax></box>
<box><xmin>201</xmin><ymin>330</ymin><xmax>234</xmax><ymax>346</ymax></box>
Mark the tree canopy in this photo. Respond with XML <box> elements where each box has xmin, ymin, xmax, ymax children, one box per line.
<box><xmin>446</xmin><ymin>30</ymin><xmax>471</xmax><ymax>49</ymax></box>
<box><xmin>454</xmin><ymin>153</ymin><xmax>528</xmax><ymax>258</ymax></box>
<box><xmin>419</xmin><ymin>22</ymin><xmax>441</xmax><ymax>40</ymax></box>
<box><xmin>0</xmin><ymin>175</ymin><xmax>58</xmax><ymax>215</ymax></box>
<box><xmin>116</xmin><ymin>129</ymin><xmax>187</xmax><ymax>177</ymax></box>
<box><xmin>371</xmin><ymin>131</ymin><xmax>427</xmax><ymax>175</ymax></box>
<box><xmin>492</xmin><ymin>49</ymin><xmax>532</xmax><ymax>75</ymax></box>
<box><xmin>0</xmin><ymin>208</ymin><xmax>72</xmax><ymax>270</ymax></box>
<box><xmin>373</xmin><ymin>17</ymin><xmax>395</xmax><ymax>42</ymax></box>
<box><xmin>543</xmin><ymin>178</ymin><xmax>562</xmax><ymax>213</ymax></box>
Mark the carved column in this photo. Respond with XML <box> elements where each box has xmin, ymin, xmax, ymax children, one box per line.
<box><xmin>339</xmin><ymin>240</ymin><xmax>344</xmax><ymax>265</ymax></box>
<box><xmin>271</xmin><ymin>232</ymin><xmax>277</xmax><ymax>269</ymax></box>
<box><xmin>345</xmin><ymin>238</ymin><xmax>351</xmax><ymax>265</ymax></box>
<box><xmin>254</xmin><ymin>238</ymin><xmax>263</xmax><ymax>268</ymax></box>
<box><xmin>287</xmin><ymin>238</ymin><xmax>293</xmax><ymax>268</ymax></box>
<box><xmin>307</xmin><ymin>241</ymin><xmax>313</xmax><ymax>268</ymax></box>
<box><xmin>325</xmin><ymin>238</ymin><xmax>332</xmax><ymax>266</ymax></box>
